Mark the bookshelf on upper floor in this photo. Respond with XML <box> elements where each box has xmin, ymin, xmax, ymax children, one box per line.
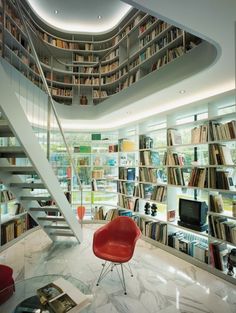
<box><xmin>0</xmin><ymin>0</ymin><xmax>210</xmax><ymax>106</ymax></box>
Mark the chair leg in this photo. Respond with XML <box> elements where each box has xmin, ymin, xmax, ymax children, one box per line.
<box><xmin>124</xmin><ymin>262</ymin><xmax>134</xmax><ymax>277</ymax></box>
<box><xmin>120</xmin><ymin>263</ymin><xmax>127</xmax><ymax>295</ymax></box>
<box><xmin>96</xmin><ymin>262</ymin><xmax>134</xmax><ymax>295</ymax></box>
<box><xmin>96</xmin><ymin>261</ymin><xmax>113</xmax><ymax>286</ymax></box>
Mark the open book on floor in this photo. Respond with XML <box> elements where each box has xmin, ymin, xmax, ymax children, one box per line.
<box><xmin>37</xmin><ymin>278</ymin><xmax>93</xmax><ymax>313</ymax></box>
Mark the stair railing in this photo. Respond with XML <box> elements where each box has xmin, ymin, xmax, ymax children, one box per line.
<box><xmin>13</xmin><ymin>0</ymin><xmax>83</xmax><ymax>209</ymax></box>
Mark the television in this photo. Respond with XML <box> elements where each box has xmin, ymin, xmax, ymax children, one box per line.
<box><xmin>178</xmin><ymin>198</ymin><xmax>208</xmax><ymax>232</ymax></box>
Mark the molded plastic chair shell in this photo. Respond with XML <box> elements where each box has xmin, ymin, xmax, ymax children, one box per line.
<box><xmin>93</xmin><ymin>216</ymin><xmax>141</xmax><ymax>264</ymax></box>
<box><xmin>0</xmin><ymin>264</ymin><xmax>15</xmax><ymax>304</ymax></box>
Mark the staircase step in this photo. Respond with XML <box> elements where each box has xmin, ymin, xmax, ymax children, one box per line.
<box><xmin>44</xmin><ymin>225</ymin><xmax>70</xmax><ymax>230</ymax></box>
<box><xmin>20</xmin><ymin>195</ymin><xmax>51</xmax><ymax>201</ymax></box>
<box><xmin>0</xmin><ymin>120</ymin><xmax>13</xmax><ymax>137</ymax></box>
<box><xmin>0</xmin><ymin>146</ymin><xmax>26</xmax><ymax>158</ymax></box>
<box><xmin>30</xmin><ymin>206</ymin><xmax>59</xmax><ymax>213</ymax></box>
<box><xmin>10</xmin><ymin>182</ymin><xmax>45</xmax><ymax>189</ymax></box>
<box><xmin>0</xmin><ymin>166</ymin><xmax>36</xmax><ymax>174</ymax></box>
<box><xmin>37</xmin><ymin>216</ymin><xmax>65</xmax><ymax>222</ymax></box>
<box><xmin>50</xmin><ymin>230</ymin><xmax>75</xmax><ymax>237</ymax></box>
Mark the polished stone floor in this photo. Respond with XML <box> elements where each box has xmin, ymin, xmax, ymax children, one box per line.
<box><xmin>0</xmin><ymin>224</ymin><xmax>236</xmax><ymax>313</ymax></box>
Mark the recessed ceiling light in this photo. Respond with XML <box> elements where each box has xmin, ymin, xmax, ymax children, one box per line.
<box><xmin>179</xmin><ymin>90</ymin><xmax>186</xmax><ymax>94</ymax></box>
<box><xmin>97</xmin><ymin>15</ymin><xmax>102</xmax><ymax>20</ymax></box>
<box><xmin>54</xmin><ymin>10</ymin><xmax>59</xmax><ymax>14</ymax></box>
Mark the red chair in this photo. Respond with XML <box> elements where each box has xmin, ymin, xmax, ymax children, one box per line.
<box><xmin>0</xmin><ymin>264</ymin><xmax>15</xmax><ymax>304</ymax></box>
<box><xmin>93</xmin><ymin>216</ymin><xmax>141</xmax><ymax>294</ymax></box>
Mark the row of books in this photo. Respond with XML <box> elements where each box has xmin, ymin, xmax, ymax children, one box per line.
<box><xmin>118</xmin><ymin>181</ymin><xmax>134</xmax><ymax>196</ymax></box>
<box><xmin>50</xmin><ymin>87</ymin><xmax>72</xmax><ymax>97</ymax></box>
<box><xmin>168</xmin><ymin>46</ymin><xmax>184</xmax><ymax>62</ymax></box>
<box><xmin>209</xmin><ymin>120</ymin><xmax>236</xmax><ymax>141</ymax></box>
<box><xmin>73</xmin><ymin>76</ymin><xmax>99</xmax><ymax>85</ymax></box>
<box><xmin>139</xmin><ymin>16</ymin><xmax>157</xmax><ymax>35</ymax></box>
<box><xmin>101</xmin><ymin>72</ymin><xmax>119</xmax><ymax>85</ymax></box>
<box><xmin>139</xmin><ymin>135</ymin><xmax>154</xmax><ymax>149</ymax></box>
<box><xmin>92</xmin><ymin>90</ymin><xmax>108</xmax><ymax>98</ymax></box>
<box><xmin>167</xmin><ymin>167</ymin><xmax>234</xmax><ymax>190</ymax></box>
<box><xmin>209</xmin><ymin>241</ymin><xmax>228</xmax><ymax>271</ymax></box>
<box><xmin>163</xmin><ymin>151</ymin><xmax>184</xmax><ymax>166</ymax></box>
<box><xmin>1</xmin><ymin>215</ymin><xmax>27</xmax><ymax>245</ymax></box>
<box><xmin>139</xmin><ymin>150</ymin><xmax>161</xmax><ymax>166</ymax></box>
<box><xmin>74</xmin><ymin>54</ymin><xmax>99</xmax><ymax>63</ymax></box>
<box><xmin>168</xmin><ymin>167</ymin><xmax>185</xmax><ymax>186</ymax></box>
<box><xmin>104</xmin><ymin>48</ymin><xmax>119</xmax><ymax>61</ymax></box>
<box><xmin>209</xmin><ymin>143</ymin><xmax>234</xmax><ymax>165</ymax></box>
<box><xmin>0</xmin><ymin>189</ymin><xmax>15</xmax><ymax>203</ymax></box>
<box><xmin>168</xmin><ymin>232</ymin><xmax>208</xmax><ymax>263</ymax></box>
<box><xmin>119</xmin><ymin>167</ymin><xmax>136</xmax><ymax>181</ymax></box>
<box><xmin>118</xmin><ymin>194</ymin><xmax>134</xmax><ymax>210</ymax></box>
<box><xmin>209</xmin><ymin>194</ymin><xmax>224</xmax><ymax>213</ymax></box>
<box><xmin>139</xmin><ymin>167</ymin><xmax>158</xmax><ymax>183</ymax></box>
<box><xmin>133</xmin><ymin>184</ymin><xmax>167</xmax><ymax>202</ymax></box>
<box><xmin>188</xmin><ymin>167</ymin><xmax>207</xmax><ymax>188</ymax></box>
<box><xmin>191</xmin><ymin>125</ymin><xmax>208</xmax><ymax>144</ymax></box>
<box><xmin>134</xmin><ymin>216</ymin><xmax>167</xmax><ymax>244</ymax></box>
<box><xmin>209</xmin><ymin>168</ymin><xmax>235</xmax><ymax>190</ymax></box>
<box><xmin>133</xmin><ymin>183</ymin><xmax>151</xmax><ymax>199</ymax></box>
<box><xmin>209</xmin><ymin>215</ymin><xmax>236</xmax><ymax>244</ymax></box>
<box><xmin>100</xmin><ymin>61</ymin><xmax>119</xmax><ymax>73</ymax></box>
<box><xmin>167</xmin><ymin>128</ymin><xmax>182</xmax><ymax>146</ymax></box>
<box><xmin>129</xmin><ymin>57</ymin><xmax>139</xmax><ymax>70</ymax></box>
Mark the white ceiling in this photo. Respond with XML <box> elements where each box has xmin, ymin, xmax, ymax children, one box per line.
<box><xmin>26</xmin><ymin>0</ymin><xmax>132</xmax><ymax>34</ymax></box>
<box><xmin>26</xmin><ymin>0</ymin><xmax>236</xmax><ymax>130</ymax></box>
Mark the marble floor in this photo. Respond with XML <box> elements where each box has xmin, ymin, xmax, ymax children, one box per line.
<box><xmin>0</xmin><ymin>225</ymin><xmax>236</xmax><ymax>313</ymax></box>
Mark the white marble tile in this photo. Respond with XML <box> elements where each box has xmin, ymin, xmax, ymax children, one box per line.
<box><xmin>0</xmin><ymin>225</ymin><xmax>236</xmax><ymax>313</ymax></box>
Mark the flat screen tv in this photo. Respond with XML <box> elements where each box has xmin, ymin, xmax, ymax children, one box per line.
<box><xmin>178</xmin><ymin>198</ymin><xmax>208</xmax><ymax>231</ymax></box>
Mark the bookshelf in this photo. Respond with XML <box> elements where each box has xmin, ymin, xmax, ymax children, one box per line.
<box><xmin>126</xmin><ymin>100</ymin><xmax>236</xmax><ymax>285</ymax></box>
<box><xmin>0</xmin><ymin>0</ymin><xmax>203</xmax><ymax>105</ymax></box>
<box><xmin>0</xmin><ymin>184</ymin><xmax>36</xmax><ymax>247</ymax></box>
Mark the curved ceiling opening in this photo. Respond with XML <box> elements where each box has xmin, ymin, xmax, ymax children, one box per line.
<box><xmin>26</xmin><ymin>0</ymin><xmax>132</xmax><ymax>34</ymax></box>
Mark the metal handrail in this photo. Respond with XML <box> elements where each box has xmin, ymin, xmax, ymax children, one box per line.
<box><xmin>14</xmin><ymin>0</ymin><xmax>83</xmax><ymax>198</ymax></box>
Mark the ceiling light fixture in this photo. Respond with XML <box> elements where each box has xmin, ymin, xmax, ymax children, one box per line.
<box><xmin>97</xmin><ymin>15</ymin><xmax>102</xmax><ymax>20</ymax></box>
<box><xmin>179</xmin><ymin>90</ymin><xmax>186</xmax><ymax>94</ymax></box>
<box><xmin>54</xmin><ymin>10</ymin><xmax>59</xmax><ymax>14</ymax></box>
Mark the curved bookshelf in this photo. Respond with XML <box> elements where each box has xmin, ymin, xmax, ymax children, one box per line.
<box><xmin>0</xmin><ymin>0</ymin><xmax>217</xmax><ymax>107</ymax></box>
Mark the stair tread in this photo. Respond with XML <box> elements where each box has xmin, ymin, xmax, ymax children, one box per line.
<box><xmin>0</xmin><ymin>166</ymin><xmax>36</xmax><ymax>173</ymax></box>
<box><xmin>50</xmin><ymin>230</ymin><xmax>75</xmax><ymax>237</ymax></box>
<box><xmin>44</xmin><ymin>225</ymin><xmax>70</xmax><ymax>229</ymax></box>
<box><xmin>20</xmin><ymin>196</ymin><xmax>52</xmax><ymax>201</ymax></box>
<box><xmin>10</xmin><ymin>183</ymin><xmax>45</xmax><ymax>189</ymax></box>
<box><xmin>0</xmin><ymin>146</ymin><xmax>26</xmax><ymax>157</ymax></box>
<box><xmin>0</xmin><ymin>146</ymin><xmax>24</xmax><ymax>152</ymax></box>
<box><xmin>30</xmin><ymin>206</ymin><xmax>59</xmax><ymax>211</ymax></box>
<box><xmin>38</xmin><ymin>216</ymin><xmax>65</xmax><ymax>221</ymax></box>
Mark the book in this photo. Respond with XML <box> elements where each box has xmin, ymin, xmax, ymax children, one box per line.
<box><xmin>167</xmin><ymin>128</ymin><xmax>182</xmax><ymax>146</ymax></box>
<box><xmin>37</xmin><ymin>278</ymin><xmax>92</xmax><ymax>313</ymax></box>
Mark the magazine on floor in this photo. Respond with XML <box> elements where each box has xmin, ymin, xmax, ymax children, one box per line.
<box><xmin>37</xmin><ymin>278</ymin><xmax>93</xmax><ymax>313</ymax></box>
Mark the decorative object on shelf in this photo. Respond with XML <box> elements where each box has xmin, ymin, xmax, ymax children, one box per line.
<box><xmin>80</xmin><ymin>95</ymin><xmax>88</xmax><ymax>105</ymax></box>
<box><xmin>77</xmin><ymin>205</ymin><xmax>85</xmax><ymax>224</ymax></box>
<box><xmin>144</xmin><ymin>202</ymin><xmax>151</xmax><ymax>215</ymax></box>
<box><xmin>167</xmin><ymin>209</ymin><xmax>176</xmax><ymax>222</ymax></box>
<box><xmin>227</xmin><ymin>249</ymin><xmax>236</xmax><ymax>276</ymax></box>
<box><xmin>151</xmin><ymin>203</ymin><xmax>158</xmax><ymax>216</ymax></box>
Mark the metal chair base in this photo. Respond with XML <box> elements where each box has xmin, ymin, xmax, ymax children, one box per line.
<box><xmin>96</xmin><ymin>261</ymin><xmax>134</xmax><ymax>295</ymax></box>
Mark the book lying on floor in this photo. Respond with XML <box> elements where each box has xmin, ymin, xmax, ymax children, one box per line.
<box><xmin>37</xmin><ymin>278</ymin><xmax>93</xmax><ymax>313</ymax></box>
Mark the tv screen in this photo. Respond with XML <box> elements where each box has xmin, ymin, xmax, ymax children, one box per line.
<box><xmin>179</xmin><ymin>198</ymin><xmax>208</xmax><ymax>226</ymax></box>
